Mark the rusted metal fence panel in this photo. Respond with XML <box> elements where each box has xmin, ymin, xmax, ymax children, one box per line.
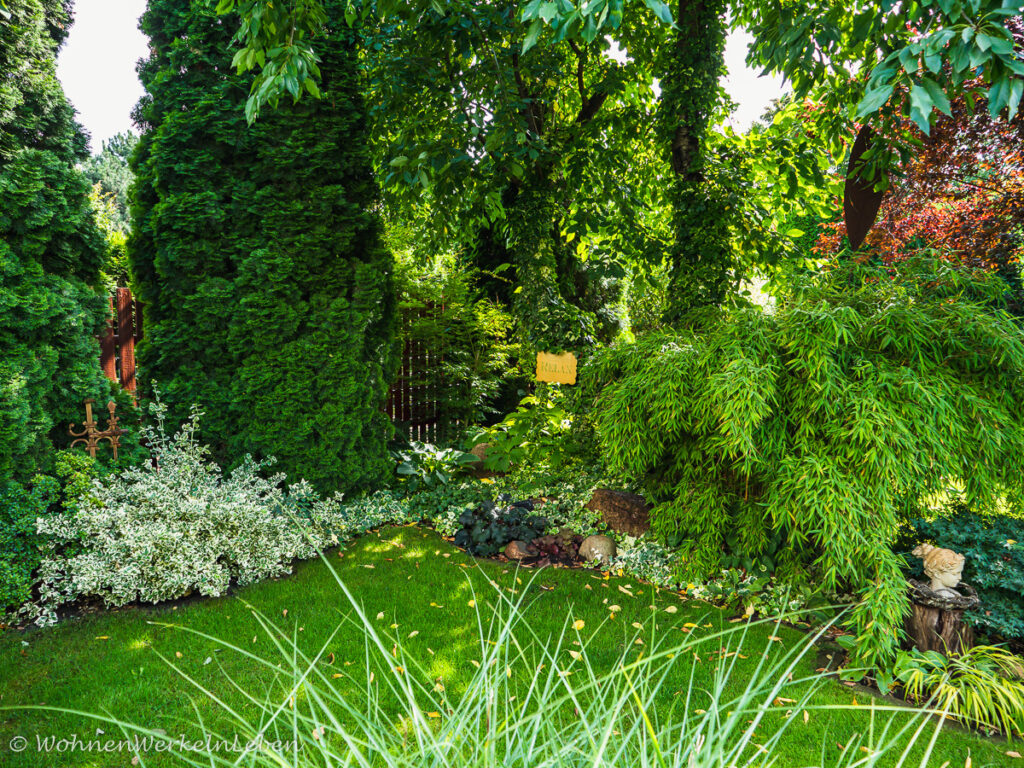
<box><xmin>99</xmin><ymin>287</ymin><xmax>142</xmax><ymax>393</ymax></box>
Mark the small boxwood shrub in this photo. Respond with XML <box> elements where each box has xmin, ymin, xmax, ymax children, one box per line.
<box><xmin>584</xmin><ymin>258</ymin><xmax>1024</xmax><ymax>670</ymax></box>
<box><xmin>0</xmin><ymin>477</ymin><xmax>57</xmax><ymax>613</ymax></box>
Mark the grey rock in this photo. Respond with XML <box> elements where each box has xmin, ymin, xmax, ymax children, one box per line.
<box><xmin>579</xmin><ymin>534</ymin><xmax>616</xmax><ymax>566</ymax></box>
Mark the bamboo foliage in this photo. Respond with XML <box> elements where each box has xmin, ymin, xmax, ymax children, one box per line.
<box><xmin>585</xmin><ymin>258</ymin><xmax>1024</xmax><ymax>669</ymax></box>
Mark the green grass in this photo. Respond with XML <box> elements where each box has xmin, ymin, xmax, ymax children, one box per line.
<box><xmin>0</xmin><ymin>525</ymin><xmax>1019</xmax><ymax>767</ymax></box>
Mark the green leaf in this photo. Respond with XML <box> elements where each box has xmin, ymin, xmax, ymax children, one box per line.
<box><xmin>856</xmin><ymin>84</ymin><xmax>893</xmax><ymax>117</ymax></box>
<box><xmin>643</xmin><ymin>0</ymin><xmax>675</xmax><ymax>25</ymax></box>
<box><xmin>920</xmin><ymin>78</ymin><xmax>951</xmax><ymax>116</ymax></box>
<box><xmin>522</xmin><ymin>19</ymin><xmax>543</xmax><ymax>53</ymax></box>
<box><xmin>908</xmin><ymin>83</ymin><xmax>933</xmax><ymax>132</ymax></box>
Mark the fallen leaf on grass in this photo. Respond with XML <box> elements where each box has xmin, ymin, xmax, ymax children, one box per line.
<box><xmin>427</xmin><ymin>711</ymin><xmax>441</xmax><ymax>719</ymax></box>
<box><xmin>572</xmin><ymin>620</ymin><xmax>585</xmax><ymax>630</ymax></box>
<box><xmin>95</xmin><ymin>636</ymin><xmax>109</xmax><ymax>641</ymax></box>
<box><xmin>408</xmin><ymin>631</ymin><xmax>419</xmax><ymax>638</ymax></box>
<box><xmin>664</xmin><ymin>606</ymin><xmax>678</xmax><ymax>614</ymax></box>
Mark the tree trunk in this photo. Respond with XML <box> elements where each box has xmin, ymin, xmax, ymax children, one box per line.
<box><xmin>904</xmin><ymin>603</ymin><xmax>975</xmax><ymax>655</ymax></box>
<box><xmin>904</xmin><ymin>579</ymin><xmax>979</xmax><ymax>656</ymax></box>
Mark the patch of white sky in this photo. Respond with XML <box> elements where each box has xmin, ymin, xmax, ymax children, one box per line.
<box><xmin>56</xmin><ymin>0</ymin><xmax>789</xmax><ymax>154</ymax></box>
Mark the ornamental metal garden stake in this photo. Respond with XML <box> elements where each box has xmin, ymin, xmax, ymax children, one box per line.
<box><xmin>69</xmin><ymin>399</ymin><xmax>124</xmax><ymax>459</ymax></box>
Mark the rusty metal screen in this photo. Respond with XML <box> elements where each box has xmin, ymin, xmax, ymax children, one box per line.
<box><xmin>99</xmin><ymin>287</ymin><xmax>142</xmax><ymax>394</ymax></box>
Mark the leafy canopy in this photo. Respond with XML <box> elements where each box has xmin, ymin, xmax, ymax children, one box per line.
<box><xmin>218</xmin><ymin>0</ymin><xmax>1023</xmax><ymax>166</ymax></box>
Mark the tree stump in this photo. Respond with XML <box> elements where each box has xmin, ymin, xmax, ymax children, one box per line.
<box><xmin>904</xmin><ymin>579</ymin><xmax>979</xmax><ymax>656</ymax></box>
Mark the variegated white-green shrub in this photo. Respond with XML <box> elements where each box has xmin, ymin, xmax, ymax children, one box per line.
<box><xmin>24</xmin><ymin>399</ymin><xmax>415</xmax><ymax>626</ymax></box>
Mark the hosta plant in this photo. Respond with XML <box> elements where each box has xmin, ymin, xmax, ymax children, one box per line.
<box><xmin>584</xmin><ymin>257</ymin><xmax>1024</xmax><ymax>671</ymax></box>
<box><xmin>391</xmin><ymin>440</ymin><xmax>478</xmax><ymax>493</ymax></box>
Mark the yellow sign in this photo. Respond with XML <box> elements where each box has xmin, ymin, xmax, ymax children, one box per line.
<box><xmin>536</xmin><ymin>351</ymin><xmax>577</xmax><ymax>385</ymax></box>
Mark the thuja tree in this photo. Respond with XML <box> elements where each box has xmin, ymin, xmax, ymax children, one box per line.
<box><xmin>584</xmin><ymin>258</ymin><xmax>1024</xmax><ymax>670</ymax></box>
<box><xmin>0</xmin><ymin>0</ymin><xmax>113</xmax><ymax>484</ymax></box>
<box><xmin>130</xmin><ymin>0</ymin><xmax>396</xmax><ymax>494</ymax></box>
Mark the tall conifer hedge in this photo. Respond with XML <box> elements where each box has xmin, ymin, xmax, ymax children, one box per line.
<box><xmin>0</xmin><ymin>0</ymin><xmax>112</xmax><ymax>484</ymax></box>
<box><xmin>130</xmin><ymin>0</ymin><xmax>397</xmax><ymax>494</ymax></box>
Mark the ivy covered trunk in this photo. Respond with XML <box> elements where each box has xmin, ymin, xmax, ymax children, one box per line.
<box><xmin>659</xmin><ymin>0</ymin><xmax>733</xmax><ymax>320</ymax></box>
<box><xmin>0</xmin><ymin>0</ymin><xmax>113</xmax><ymax>484</ymax></box>
<box><xmin>130</xmin><ymin>0</ymin><xmax>397</xmax><ymax>494</ymax></box>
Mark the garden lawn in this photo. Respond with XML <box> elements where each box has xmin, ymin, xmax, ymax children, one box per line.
<box><xmin>0</xmin><ymin>526</ymin><xmax>1019</xmax><ymax>768</ymax></box>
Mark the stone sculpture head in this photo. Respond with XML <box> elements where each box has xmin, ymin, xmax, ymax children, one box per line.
<box><xmin>912</xmin><ymin>542</ymin><xmax>965</xmax><ymax>594</ymax></box>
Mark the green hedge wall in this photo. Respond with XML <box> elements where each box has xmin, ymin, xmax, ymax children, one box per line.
<box><xmin>130</xmin><ymin>0</ymin><xmax>397</xmax><ymax>494</ymax></box>
<box><xmin>0</xmin><ymin>0</ymin><xmax>114</xmax><ymax>485</ymax></box>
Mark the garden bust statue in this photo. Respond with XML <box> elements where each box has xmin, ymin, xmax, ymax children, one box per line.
<box><xmin>911</xmin><ymin>543</ymin><xmax>965</xmax><ymax>597</ymax></box>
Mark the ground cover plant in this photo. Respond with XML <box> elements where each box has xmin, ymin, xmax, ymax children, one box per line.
<box><xmin>1</xmin><ymin>526</ymin><xmax>1020</xmax><ymax>767</ymax></box>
